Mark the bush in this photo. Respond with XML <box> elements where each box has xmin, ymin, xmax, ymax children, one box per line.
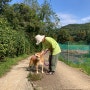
<box><xmin>0</xmin><ymin>17</ymin><xmax>30</xmax><ymax>60</ymax></box>
<box><xmin>0</xmin><ymin>28</ymin><xmax>30</xmax><ymax>58</ymax></box>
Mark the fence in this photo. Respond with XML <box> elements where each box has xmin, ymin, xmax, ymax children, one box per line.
<box><xmin>59</xmin><ymin>43</ymin><xmax>90</xmax><ymax>74</ymax></box>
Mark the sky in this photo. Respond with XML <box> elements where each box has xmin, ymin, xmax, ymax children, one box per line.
<box><xmin>10</xmin><ymin>0</ymin><xmax>90</xmax><ymax>26</ymax></box>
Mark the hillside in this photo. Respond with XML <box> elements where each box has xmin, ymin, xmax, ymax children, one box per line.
<box><xmin>57</xmin><ymin>23</ymin><xmax>90</xmax><ymax>44</ymax></box>
<box><xmin>64</xmin><ymin>22</ymin><xmax>90</xmax><ymax>30</ymax></box>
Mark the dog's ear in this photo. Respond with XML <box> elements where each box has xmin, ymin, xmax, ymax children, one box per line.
<box><xmin>35</xmin><ymin>53</ymin><xmax>40</xmax><ymax>58</ymax></box>
<box><xmin>41</xmin><ymin>50</ymin><xmax>44</xmax><ymax>55</ymax></box>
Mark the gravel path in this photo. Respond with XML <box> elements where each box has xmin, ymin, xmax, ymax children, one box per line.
<box><xmin>33</xmin><ymin>61</ymin><xmax>90</xmax><ymax>90</ymax></box>
<box><xmin>0</xmin><ymin>55</ymin><xmax>90</xmax><ymax>90</ymax></box>
<box><xmin>0</xmin><ymin>58</ymin><xmax>33</xmax><ymax>90</ymax></box>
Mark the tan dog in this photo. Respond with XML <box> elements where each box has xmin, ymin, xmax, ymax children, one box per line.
<box><xmin>29</xmin><ymin>51</ymin><xmax>45</xmax><ymax>74</ymax></box>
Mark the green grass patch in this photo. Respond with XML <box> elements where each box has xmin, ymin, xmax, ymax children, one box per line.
<box><xmin>80</xmin><ymin>58</ymin><xmax>90</xmax><ymax>75</ymax></box>
<box><xmin>59</xmin><ymin>55</ymin><xmax>90</xmax><ymax>75</ymax></box>
<box><xmin>27</xmin><ymin>73</ymin><xmax>43</xmax><ymax>81</ymax></box>
<box><xmin>0</xmin><ymin>54</ymin><xmax>29</xmax><ymax>77</ymax></box>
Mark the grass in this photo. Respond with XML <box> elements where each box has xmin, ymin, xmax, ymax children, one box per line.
<box><xmin>59</xmin><ymin>55</ymin><xmax>90</xmax><ymax>75</ymax></box>
<box><xmin>0</xmin><ymin>54</ymin><xmax>29</xmax><ymax>77</ymax></box>
<box><xmin>80</xmin><ymin>58</ymin><xmax>90</xmax><ymax>75</ymax></box>
<box><xmin>27</xmin><ymin>73</ymin><xmax>43</xmax><ymax>81</ymax></box>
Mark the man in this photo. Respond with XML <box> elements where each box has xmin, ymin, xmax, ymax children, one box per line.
<box><xmin>35</xmin><ymin>34</ymin><xmax>61</xmax><ymax>75</ymax></box>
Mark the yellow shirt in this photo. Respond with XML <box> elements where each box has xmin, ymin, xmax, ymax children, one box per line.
<box><xmin>42</xmin><ymin>37</ymin><xmax>61</xmax><ymax>55</ymax></box>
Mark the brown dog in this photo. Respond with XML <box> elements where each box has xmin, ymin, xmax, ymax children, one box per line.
<box><xmin>29</xmin><ymin>51</ymin><xmax>45</xmax><ymax>74</ymax></box>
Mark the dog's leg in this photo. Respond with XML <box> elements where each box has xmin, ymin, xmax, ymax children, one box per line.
<box><xmin>41</xmin><ymin>65</ymin><xmax>44</xmax><ymax>73</ymax></box>
<box><xmin>36</xmin><ymin>65</ymin><xmax>39</xmax><ymax>74</ymax></box>
<box><xmin>28</xmin><ymin>60</ymin><xmax>33</xmax><ymax>71</ymax></box>
<box><xmin>27</xmin><ymin>61</ymin><xmax>31</xmax><ymax>71</ymax></box>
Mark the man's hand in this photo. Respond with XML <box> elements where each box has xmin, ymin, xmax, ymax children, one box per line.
<box><xmin>41</xmin><ymin>49</ymin><xmax>49</xmax><ymax>55</ymax></box>
<box><xmin>44</xmin><ymin>49</ymin><xmax>49</xmax><ymax>54</ymax></box>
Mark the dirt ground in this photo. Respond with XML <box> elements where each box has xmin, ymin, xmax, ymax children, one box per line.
<box><xmin>0</xmin><ymin>57</ymin><xmax>33</xmax><ymax>90</ymax></box>
<box><xmin>0</xmin><ymin>54</ymin><xmax>90</xmax><ymax>90</ymax></box>
<box><xmin>33</xmin><ymin>61</ymin><xmax>90</xmax><ymax>90</ymax></box>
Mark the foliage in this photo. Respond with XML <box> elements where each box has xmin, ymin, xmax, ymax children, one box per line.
<box><xmin>1</xmin><ymin>0</ymin><xmax>60</xmax><ymax>44</ymax></box>
<box><xmin>0</xmin><ymin>17</ymin><xmax>30</xmax><ymax>60</ymax></box>
<box><xmin>2</xmin><ymin>3</ymin><xmax>40</xmax><ymax>31</ymax></box>
<box><xmin>39</xmin><ymin>0</ymin><xmax>60</xmax><ymax>31</ymax></box>
<box><xmin>1</xmin><ymin>1</ymin><xmax>60</xmax><ymax>56</ymax></box>
<box><xmin>57</xmin><ymin>23</ymin><xmax>90</xmax><ymax>44</ymax></box>
<box><xmin>0</xmin><ymin>0</ymin><xmax>12</xmax><ymax>13</ymax></box>
<box><xmin>24</xmin><ymin>0</ymin><xmax>60</xmax><ymax>32</ymax></box>
<box><xmin>87</xmin><ymin>34</ymin><xmax>90</xmax><ymax>44</ymax></box>
<box><xmin>57</xmin><ymin>29</ymin><xmax>72</xmax><ymax>43</ymax></box>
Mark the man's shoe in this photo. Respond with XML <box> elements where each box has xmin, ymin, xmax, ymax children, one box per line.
<box><xmin>46</xmin><ymin>71</ymin><xmax>55</xmax><ymax>75</ymax></box>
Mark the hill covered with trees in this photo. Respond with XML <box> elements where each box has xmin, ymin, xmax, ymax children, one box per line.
<box><xmin>57</xmin><ymin>23</ymin><xmax>90</xmax><ymax>44</ymax></box>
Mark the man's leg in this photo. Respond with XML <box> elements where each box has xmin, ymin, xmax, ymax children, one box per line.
<box><xmin>47</xmin><ymin>53</ymin><xmax>59</xmax><ymax>74</ymax></box>
<box><xmin>48</xmin><ymin>54</ymin><xmax>52</xmax><ymax>72</ymax></box>
<box><xmin>51</xmin><ymin>53</ymin><xmax>59</xmax><ymax>72</ymax></box>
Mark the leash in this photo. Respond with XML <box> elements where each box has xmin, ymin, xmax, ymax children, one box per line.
<box><xmin>44</xmin><ymin>60</ymin><xmax>49</xmax><ymax>66</ymax></box>
<box><xmin>43</xmin><ymin>50</ymin><xmax>49</xmax><ymax>66</ymax></box>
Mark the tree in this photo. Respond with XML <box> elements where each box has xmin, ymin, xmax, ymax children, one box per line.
<box><xmin>0</xmin><ymin>0</ymin><xmax>12</xmax><ymax>14</ymax></box>
<box><xmin>24</xmin><ymin>0</ymin><xmax>40</xmax><ymax>11</ymax></box>
<box><xmin>86</xmin><ymin>33</ymin><xmax>90</xmax><ymax>44</ymax></box>
<box><xmin>23</xmin><ymin>0</ymin><xmax>60</xmax><ymax>32</ymax></box>
<box><xmin>57</xmin><ymin>29</ymin><xmax>71</xmax><ymax>43</ymax></box>
<box><xmin>0</xmin><ymin>16</ymin><xmax>31</xmax><ymax>59</ymax></box>
<box><xmin>39</xmin><ymin>0</ymin><xmax>60</xmax><ymax>30</ymax></box>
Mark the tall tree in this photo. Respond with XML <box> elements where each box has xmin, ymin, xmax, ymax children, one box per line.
<box><xmin>0</xmin><ymin>0</ymin><xmax>12</xmax><ymax>14</ymax></box>
<box><xmin>23</xmin><ymin>0</ymin><xmax>60</xmax><ymax>31</ymax></box>
<box><xmin>39</xmin><ymin>0</ymin><xmax>60</xmax><ymax>30</ymax></box>
<box><xmin>23</xmin><ymin>0</ymin><xmax>40</xmax><ymax>11</ymax></box>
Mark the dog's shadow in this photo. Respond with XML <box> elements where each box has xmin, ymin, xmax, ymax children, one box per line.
<box><xmin>26</xmin><ymin>66</ymin><xmax>48</xmax><ymax>73</ymax></box>
<box><xmin>26</xmin><ymin>66</ymin><xmax>36</xmax><ymax>72</ymax></box>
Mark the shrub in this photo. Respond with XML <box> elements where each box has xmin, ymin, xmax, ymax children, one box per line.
<box><xmin>0</xmin><ymin>17</ymin><xmax>30</xmax><ymax>60</ymax></box>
